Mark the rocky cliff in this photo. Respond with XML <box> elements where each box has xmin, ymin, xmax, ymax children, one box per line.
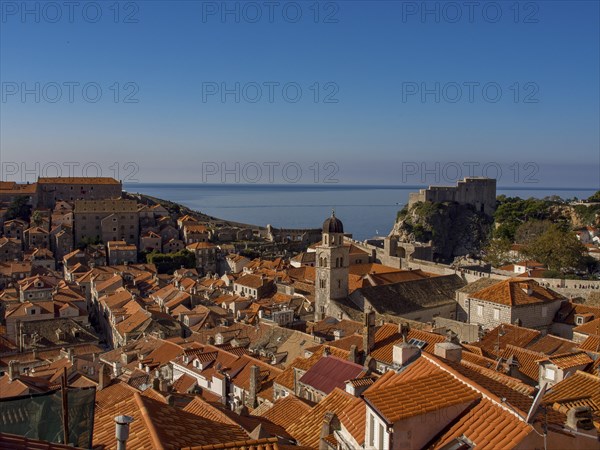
<box><xmin>390</xmin><ymin>201</ymin><xmax>493</xmax><ymax>261</ymax></box>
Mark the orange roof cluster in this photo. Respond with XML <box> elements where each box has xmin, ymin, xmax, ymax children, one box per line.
<box><xmin>476</xmin><ymin>323</ymin><xmax>541</xmax><ymax>357</ymax></box>
<box><xmin>578</xmin><ymin>335</ymin><xmax>600</xmax><ymax>353</ymax></box>
<box><xmin>470</xmin><ymin>278</ymin><xmax>563</xmax><ymax>306</ymax></box>
<box><xmin>286</xmin><ymin>388</ymin><xmax>354</xmax><ymax>448</ymax></box>
<box><xmin>539</xmin><ymin>351</ymin><xmax>593</xmax><ymax>370</ymax></box>
<box><xmin>182</xmin><ymin>437</ymin><xmax>281</xmax><ymax>450</ymax></box>
<box><xmin>543</xmin><ymin>370</ymin><xmax>600</xmax><ymax>407</ymax></box>
<box><xmin>93</xmin><ymin>392</ymin><xmax>249</xmax><ymax>449</ymax></box>
<box><xmin>527</xmin><ymin>334</ymin><xmax>579</xmax><ymax>355</ymax></box>
<box><xmin>363</xmin><ymin>371</ymin><xmax>479</xmax><ymax>424</ymax></box>
<box><xmin>573</xmin><ymin>317</ymin><xmax>600</xmax><ymax>336</ymax></box>
<box><xmin>431</xmin><ymin>398</ymin><xmax>533</xmax><ymax>450</ymax></box>
<box><xmin>500</xmin><ymin>344</ymin><xmax>546</xmax><ymax>381</ymax></box>
<box><xmin>258</xmin><ymin>395</ymin><xmax>312</xmax><ymax>430</ymax></box>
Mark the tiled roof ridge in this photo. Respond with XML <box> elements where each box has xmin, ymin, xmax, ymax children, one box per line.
<box><xmin>422</xmin><ymin>353</ymin><xmax>528</xmax><ymax>421</ymax></box>
<box><xmin>504</xmin><ymin>343</ymin><xmax>546</xmax><ymax>356</ymax></box>
<box><xmin>133</xmin><ymin>392</ymin><xmax>166</xmax><ymax>450</ymax></box>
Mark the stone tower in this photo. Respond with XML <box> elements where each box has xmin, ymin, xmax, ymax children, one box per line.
<box><xmin>314</xmin><ymin>211</ymin><xmax>349</xmax><ymax>321</ymax></box>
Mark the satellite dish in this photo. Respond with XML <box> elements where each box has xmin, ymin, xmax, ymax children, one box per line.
<box><xmin>526</xmin><ymin>383</ymin><xmax>548</xmax><ymax>423</ymax></box>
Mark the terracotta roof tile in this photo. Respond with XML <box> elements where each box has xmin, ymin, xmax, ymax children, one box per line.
<box><xmin>573</xmin><ymin>317</ymin><xmax>600</xmax><ymax>336</ymax></box>
<box><xmin>363</xmin><ymin>371</ymin><xmax>479</xmax><ymax>424</ymax></box>
<box><xmin>369</xmin><ymin>325</ymin><xmax>445</xmax><ymax>364</ymax></box>
<box><xmin>539</xmin><ymin>351</ymin><xmax>593</xmax><ymax>370</ymax></box>
<box><xmin>500</xmin><ymin>344</ymin><xmax>545</xmax><ymax>381</ymax></box>
<box><xmin>578</xmin><ymin>335</ymin><xmax>600</xmax><ymax>353</ymax></box>
<box><xmin>470</xmin><ymin>278</ymin><xmax>563</xmax><ymax>306</ymax></box>
<box><xmin>286</xmin><ymin>388</ymin><xmax>354</xmax><ymax>448</ymax></box>
<box><xmin>543</xmin><ymin>370</ymin><xmax>600</xmax><ymax>408</ymax></box>
<box><xmin>526</xmin><ymin>334</ymin><xmax>579</xmax><ymax>355</ymax></box>
<box><xmin>259</xmin><ymin>395</ymin><xmax>312</xmax><ymax>430</ymax></box>
<box><xmin>182</xmin><ymin>437</ymin><xmax>280</xmax><ymax>450</ymax></box>
<box><xmin>339</xmin><ymin>395</ymin><xmax>366</xmax><ymax>445</ymax></box>
<box><xmin>431</xmin><ymin>398</ymin><xmax>533</xmax><ymax>450</ymax></box>
<box><xmin>476</xmin><ymin>324</ymin><xmax>541</xmax><ymax>357</ymax></box>
<box><xmin>93</xmin><ymin>392</ymin><xmax>248</xmax><ymax>449</ymax></box>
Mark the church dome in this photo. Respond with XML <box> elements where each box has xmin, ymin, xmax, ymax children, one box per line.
<box><xmin>323</xmin><ymin>211</ymin><xmax>344</xmax><ymax>233</ymax></box>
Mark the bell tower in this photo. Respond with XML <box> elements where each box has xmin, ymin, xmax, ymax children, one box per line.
<box><xmin>315</xmin><ymin>211</ymin><xmax>349</xmax><ymax>321</ymax></box>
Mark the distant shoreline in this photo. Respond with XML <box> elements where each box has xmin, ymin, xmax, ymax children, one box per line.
<box><xmin>125</xmin><ymin>183</ymin><xmax>598</xmax><ymax>192</ymax></box>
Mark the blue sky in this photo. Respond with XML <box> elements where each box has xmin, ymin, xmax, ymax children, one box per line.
<box><xmin>0</xmin><ymin>0</ymin><xmax>598</xmax><ymax>187</ymax></box>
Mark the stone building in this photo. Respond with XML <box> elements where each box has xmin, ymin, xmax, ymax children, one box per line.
<box><xmin>408</xmin><ymin>177</ymin><xmax>497</xmax><ymax>216</ymax></box>
<box><xmin>458</xmin><ymin>278</ymin><xmax>564</xmax><ymax>331</ymax></box>
<box><xmin>0</xmin><ymin>237</ymin><xmax>23</xmax><ymax>262</ymax></box>
<box><xmin>73</xmin><ymin>199</ymin><xmax>139</xmax><ymax>245</ymax></box>
<box><xmin>36</xmin><ymin>177</ymin><xmax>122</xmax><ymax>208</ymax></box>
<box><xmin>186</xmin><ymin>242</ymin><xmax>217</xmax><ymax>275</ymax></box>
<box><xmin>107</xmin><ymin>240</ymin><xmax>138</xmax><ymax>265</ymax></box>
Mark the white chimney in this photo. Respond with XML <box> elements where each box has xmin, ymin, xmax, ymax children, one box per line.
<box><xmin>392</xmin><ymin>343</ymin><xmax>420</xmax><ymax>366</ymax></box>
<box><xmin>434</xmin><ymin>342</ymin><xmax>463</xmax><ymax>363</ymax></box>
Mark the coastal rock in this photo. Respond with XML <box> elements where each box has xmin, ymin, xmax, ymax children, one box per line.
<box><xmin>390</xmin><ymin>201</ymin><xmax>493</xmax><ymax>261</ymax></box>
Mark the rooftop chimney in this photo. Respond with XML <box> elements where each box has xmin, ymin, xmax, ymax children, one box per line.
<box><xmin>8</xmin><ymin>360</ymin><xmax>19</xmax><ymax>382</ymax></box>
<box><xmin>566</xmin><ymin>406</ymin><xmax>595</xmax><ymax>433</ymax></box>
<box><xmin>392</xmin><ymin>342</ymin><xmax>420</xmax><ymax>367</ymax></box>
<box><xmin>347</xmin><ymin>345</ymin><xmax>358</xmax><ymax>364</ymax></box>
<box><xmin>114</xmin><ymin>415</ymin><xmax>134</xmax><ymax>450</ymax></box>
<box><xmin>434</xmin><ymin>342</ymin><xmax>463</xmax><ymax>363</ymax></box>
<box><xmin>247</xmin><ymin>365</ymin><xmax>261</xmax><ymax>408</ymax></box>
<box><xmin>363</xmin><ymin>310</ymin><xmax>376</xmax><ymax>357</ymax></box>
<box><xmin>98</xmin><ymin>363</ymin><xmax>110</xmax><ymax>391</ymax></box>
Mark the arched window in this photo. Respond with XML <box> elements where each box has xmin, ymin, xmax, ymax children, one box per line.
<box><xmin>324</xmin><ymin>258</ymin><xmax>327</xmax><ymax>267</ymax></box>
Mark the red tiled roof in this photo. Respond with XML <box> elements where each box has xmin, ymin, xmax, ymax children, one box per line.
<box><xmin>286</xmin><ymin>388</ymin><xmax>354</xmax><ymax>448</ymax></box>
<box><xmin>573</xmin><ymin>317</ymin><xmax>600</xmax><ymax>337</ymax></box>
<box><xmin>93</xmin><ymin>392</ymin><xmax>248</xmax><ymax>449</ymax></box>
<box><xmin>363</xmin><ymin>371</ymin><xmax>479</xmax><ymax>424</ymax></box>
<box><xmin>431</xmin><ymin>398</ymin><xmax>533</xmax><ymax>450</ymax></box>
<box><xmin>298</xmin><ymin>356</ymin><xmax>363</xmax><ymax>395</ymax></box>
<box><xmin>578</xmin><ymin>335</ymin><xmax>600</xmax><ymax>354</ymax></box>
<box><xmin>259</xmin><ymin>395</ymin><xmax>312</xmax><ymax>430</ymax></box>
<box><xmin>538</xmin><ymin>351</ymin><xmax>593</xmax><ymax>370</ymax></box>
<box><xmin>470</xmin><ymin>278</ymin><xmax>563</xmax><ymax>306</ymax></box>
<box><xmin>339</xmin><ymin>395</ymin><xmax>366</xmax><ymax>445</ymax></box>
<box><xmin>476</xmin><ymin>323</ymin><xmax>541</xmax><ymax>357</ymax></box>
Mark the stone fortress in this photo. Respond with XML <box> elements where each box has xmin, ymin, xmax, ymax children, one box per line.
<box><xmin>408</xmin><ymin>177</ymin><xmax>497</xmax><ymax>217</ymax></box>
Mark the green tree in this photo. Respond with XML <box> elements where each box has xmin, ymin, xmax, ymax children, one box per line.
<box><xmin>483</xmin><ymin>238</ymin><xmax>512</xmax><ymax>267</ymax></box>
<box><xmin>146</xmin><ymin>249</ymin><xmax>196</xmax><ymax>274</ymax></box>
<box><xmin>588</xmin><ymin>191</ymin><xmax>600</xmax><ymax>202</ymax></box>
<box><xmin>514</xmin><ymin>220</ymin><xmax>554</xmax><ymax>244</ymax></box>
<box><xmin>5</xmin><ymin>196</ymin><xmax>31</xmax><ymax>221</ymax></box>
<box><xmin>30</xmin><ymin>210</ymin><xmax>44</xmax><ymax>227</ymax></box>
<box><xmin>523</xmin><ymin>225</ymin><xmax>586</xmax><ymax>271</ymax></box>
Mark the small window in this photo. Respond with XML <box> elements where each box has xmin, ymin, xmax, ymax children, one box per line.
<box><xmin>545</xmin><ymin>367</ymin><xmax>556</xmax><ymax>381</ymax></box>
<box><xmin>476</xmin><ymin>304</ymin><xmax>484</xmax><ymax>317</ymax></box>
<box><xmin>493</xmin><ymin>308</ymin><xmax>500</xmax><ymax>321</ymax></box>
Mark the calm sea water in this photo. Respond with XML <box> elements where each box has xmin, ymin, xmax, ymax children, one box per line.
<box><xmin>124</xmin><ymin>184</ymin><xmax>597</xmax><ymax>241</ymax></box>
